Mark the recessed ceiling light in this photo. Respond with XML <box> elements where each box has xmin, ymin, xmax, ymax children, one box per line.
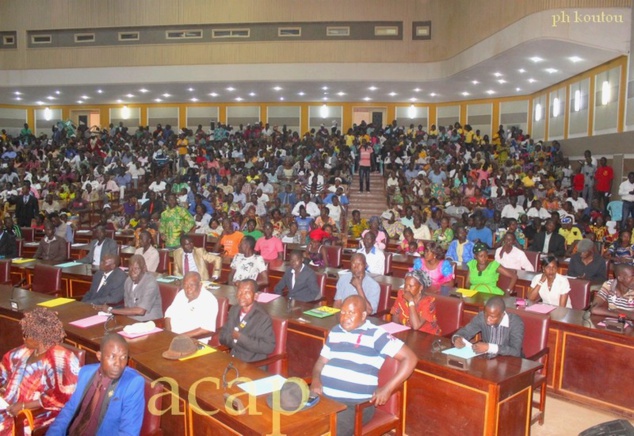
<box><xmin>414</xmin><ymin>88</ymin><xmax>421</xmax><ymax>92</ymax></box>
<box><xmin>55</xmin><ymin>90</ymin><xmax>61</xmax><ymax>95</ymax></box>
<box><xmin>298</xmin><ymin>92</ymin><xmax>305</xmax><ymax>96</ymax></box>
<box><xmin>15</xmin><ymin>97</ymin><xmax>22</xmax><ymax>101</ymax></box>
<box><xmin>516</xmin><ymin>87</ymin><xmax>521</xmax><ymax>91</ymax></box>
<box><xmin>116</xmin><ymin>99</ymin><xmax>123</xmax><ymax>103</ymax></box>
<box><xmin>528</xmin><ymin>78</ymin><xmax>536</xmax><ymax>83</ymax></box>
<box><xmin>77</xmin><ymin>100</ymin><xmax>83</xmax><ymax>104</ymax></box>
<box><xmin>126</xmin><ymin>94</ymin><xmax>135</xmax><ymax>98</ymax></box>
<box><xmin>518</xmin><ymin>69</ymin><xmax>526</xmax><ymax>73</ymax></box>
<box><xmin>46</xmin><ymin>96</ymin><xmax>55</xmax><ymax>100</ymax></box>
<box><xmin>322</xmin><ymin>86</ymin><xmax>328</xmax><ymax>91</ymax></box>
<box><xmin>209</xmin><ymin>92</ymin><xmax>218</xmax><ymax>97</ymax></box>
<box><xmin>226</xmin><ymin>87</ymin><xmax>235</xmax><ymax>92</ymax></box>
<box><xmin>162</xmin><ymin>93</ymin><xmax>171</xmax><ymax>97</ymax></box>
<box><xmin>545</xmin><ymin>68</ymin><xmax>558</xmax><ymax>74</ymax></box>
<box><xmin>323</xmin><ymin>97</ymin><xmax>328</xmax><ymax>101</ymax></box>
<box><xmin>249</xmin><ymin>92</ymin><xmax>256</xmax><ymax>97</ymax></box>
<box><xmin>190</xmin><ymin>97</ymin><xmax>198</xmax><ymax>102</ymax></box>
<box><xmin>430</xmin><ymin>92</ymin><xmax>436</xmax><ymax>97</ymax></box>
<box><xmin>139</xmin><ymin>88</ymin><xmax>148</xmax><ymax>93</ymax></box>
<box><xmin>36</xmin><ymin>101</ymin><xmax>45</xmax><ymax>105</ymax></box>
<box><xmin>493</xmin><ymin>72</ymin><xmax>502</xmax><ymax>77</ymax></box>
<box><xmin>323</xmin><ymin>92</ymin><xmax>328</xmax><ymax>95</ymax></box>
<box><xmin>389</xmin><ymin>92</ymin><xmax>397</xmax><ymax>96</ymax></box>
<box><xmin>485</xmin><ymin>90</ymin><xmax>495</xmax><ymax>95</ymax></box>
<box><xmin>363</xmin><ymin>97</ymin><xmax>372</xmax><ymax>101</ymax></box>
<box><xmin>461</xmin><ymin>92</ymin><xmax>470</xmax><ymax>96</ymax></box>
<box><xmin>280</xmin><ymin>97</ymin><xmax>285</xmax><ymax>101</ymax></box>
<box><xmin>472</xmin><ymin>80</ymin><xmax>479</xmax><ymax>85</ymax></box>
<box><xmin>569</xmin><ymin>56</ymin><xmax>583</xmax><ymax>63</ymax></box>
<box><xmin>187</xmin><ymin>87</ymin><xmax>194</xmax><ymax>92</ymax></box>
<box><xmin>81</xmin><ymin>95</ymin><xmax>89</xmax><ymax>99</ymax></box>
<box><xmin>235</xmin><ymin>97</ymin><xmax>243</xmax><ymax>102</ymax></box>
<box><xmin>273</xmin><ymin>86</ymin><xmax>282</xmax><ymax>91</ymax></box>
<box><xmin>14</xmin><ymin>91</ymin><xmax>22</xmax><ymax>95</ymax></box>
<box><xmin>154</xmin><ymin>98</ymin><xmax>162</xmax><ymax>102</ymax></box>
<box><xmin>498</xmin><ymin>79</ymin><xmax>507</xmax><ymax>84</ymax></box>
<box><xmin>530</xmin><ymin>56</ymin><xmax>544</xmax><ymax>63</ymax></box>
<box><xmin>337</xmin><ymin>92</ymin><xmax>346</xmax><ymax>96</ymax></box>
<box><xmin>368</xmin><ymin>86</ymin><xmax>377</xmax><ymax>91</ymax></box>
<box><xmin>409</xmin><ymin>97</ymin><xmax>417</xmax><ymax>102</ymax></box>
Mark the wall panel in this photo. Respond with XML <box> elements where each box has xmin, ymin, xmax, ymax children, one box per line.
<box><xmin>34</xmin><ymin>108</ymin><xmax>62</xmax><ymax>135</ymax></box>
<box><xmin>466</xmin><ymin>103</ymin><xmax>492</xmax><ymax>138</ymax></box>
<box><xmin>548</xmin><ymin>87</ymin><xmax>565</xmax><ymax>140</ymax></box>
<box><xmin>532</xmin><ymin>95</ymin><xmax>547</xmax><ymax>141</ymax></box>
<box><xmin>226</xmin><ymin>105</ymin><xmax>260</xmax><ymax>127</ymax></box>
<box><xmin>110</xmin><ymin>107</ymin><xmax>140</xmax><ymax>129</ymax></box>
<box><xmin>500</xmin><ymin>100</ymin><xmax>528</xmax><ymax>136</ymax></box>
<box><xmin>437</xmin><ymin>105</ymin><xmax>460</xmax><ymax>130</ymax></box>
<box><xmin>0</xmin><ymin>108</ymin><xmax>27</xmax><ymax>136</ymax></box>
<box><xmin>267</xmin><ymin>106</ymin><xmax>300</xmax><ymax>134</ymax></box>
<box><xmin>395</xmin><ymin>106</ymin><xmax>428</xmax><ymax>130</ymax></box>
<box><xmin>309</xmin><ymin>105</ymin><xmax>341</xmax><ymax>132</ymax></box>
<box><xmin>594</xmin><ymin>66</ymin><xmax>621</xmax><ymax>134</ymax></box>
<box><xmin>148</xmin><ymin>106</ymin><xmax>178</xmax><ymax>129</ymax></box>
<box><xmin>186</xmin><ymin>106</ymin><xmax>218</xmax><ymax>131</ymax></box>
<box><xmin>568</xmin><ymin>78</ymin><xmax>590</xmax><ymax>138</ymax></box>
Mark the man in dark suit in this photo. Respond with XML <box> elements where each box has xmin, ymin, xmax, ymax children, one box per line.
<box><xmin>79</xmin><ymin>225</ymin><xmax>119</xmax><ymax>267</ymax></box>
<box><xmin>13</xmin><ymin>185</ymin><xmax>39</xmax><ymax>227</ymax></box>
<box><xmin>528</xmin><ymin>219</ymin><xmax>566</xmax><ymax>257</ymax></box>
<box><xmin>0</xmin><ymin>220</ymin><xmax>17</xmax><ymax>258</ymax></box>
<box><xmin>82</xmin><ymin>254</ymin><xmax>127</xmax><ymax>305</ymax></box>
<box><xmin>274</xmin><ymin>250</ymin><xmax>321</xmax><ymax>302</ymax></box>
<box><xmin>452</xmin><ymin>296</ymin><xmax>524</xmax><ymax>357</ymax></box>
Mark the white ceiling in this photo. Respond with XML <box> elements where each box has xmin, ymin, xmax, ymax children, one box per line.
<box><xmin>0</xmin><ymin>39</ymin><xmax>626</xmax><ymax>107</ymax></box>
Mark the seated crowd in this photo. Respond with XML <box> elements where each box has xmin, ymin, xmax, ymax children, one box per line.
<box><xmin>0</xmin><ymin>119</ymin><xmax>633</xmax><ymax>435</ymax></box>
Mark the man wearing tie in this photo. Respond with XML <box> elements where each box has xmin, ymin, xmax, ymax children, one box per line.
<box><xmin>82</xmin><ymin>254</ymin><xmax>127</xmax><ymax>305</ymax></box>
<box><xmin>274</xmin><ymin>250</ymin><xmax>321</xmax><ymax>302</ymax></box>
<box><xmin>14</xmin><ymin>185</ymin><xmax>39</xmax><ymax>227</ymax></box>
<box><xmin>172</xmin><ymin>234</ymin><xmax>222</xmax><ymax>281</ymax></box>
<box><xmin>0</xmin><ymin>220</ymin><xmax>17</xmax><ymax>258</ymax></box>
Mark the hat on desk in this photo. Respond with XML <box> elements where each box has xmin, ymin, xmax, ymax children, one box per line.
<box><xmin>266</xmin><ymin>381</ymin><xmax>320</xmax><ymax>413</ymax></box>
<box><xmin>162</xmin><ymin>335</ymin><xmax>198</xmax><ymax>360</ymax></box>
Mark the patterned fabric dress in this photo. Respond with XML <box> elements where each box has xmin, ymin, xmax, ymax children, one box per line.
<box><xmin>0</xmin><ymin>345</ymin><xmax>79</xmax><ymax>434</ymax></box>
<box><xmin>158</xmin><ymin>205</ymin><xmax>196</xmax><ymax>248</ymax></box>
<box><xmin>390</xmin><ymin>290</ymin><xmax>441</xmax><ymax>335</ymax></box>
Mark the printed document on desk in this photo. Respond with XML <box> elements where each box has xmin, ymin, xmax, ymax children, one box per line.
<box><xmin>442</xmin><ymin>346</ymin><xmax>484</xmax><ymax>360</ymax></box>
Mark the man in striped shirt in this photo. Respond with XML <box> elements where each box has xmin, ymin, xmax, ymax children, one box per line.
<box><xmin>592</xmin><ymin>264</ymin><xmax>634</xmax><ymax>320</ymax></box>
<box><xmin>310</xmin><ymin>295</ymin><xmax>417</xmax><ymax>436</ymax></box>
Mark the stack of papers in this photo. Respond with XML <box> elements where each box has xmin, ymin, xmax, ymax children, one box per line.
<box><xmin>37</xmin><ymin>298</ymin><xmax>75</xmax><ymax>308</ymax></box>
<box><xmin>456</xmin><ymin>288</ymin><xmax>478</xmax><ymax>297</ymax></box>
<box><xmin>12</xmin><ymin>258</ymin><xmax>35</xmax><ymax>264</ymax></box>
<box><xmin>256</xmin><ymin>293</ymin><xmax>281</xmax><ymax>303</ymax></box>
<box><xmin>379</xmin><ymin>322</ymin><xmax>411</xmax><ymax>334</ymax></box>
<box><xmin>238</xmin><ymin>374</ymin><xmax>287</xmax><ymax>396</ymax></box>
<box><xmin>525</xmin><ymin>303</ymin><xmax>557</xmax><ymax>314</ymax></box>
<box><xmin>442</xmin><ymin>346</ymin><xmax>483</xmax><ymax>359</ymax></box>
<box><xmin>55</xmin><ymin>261</ymin><xmax>84</xmax><ymax>268</ymax></box>
<box><xmin>303</xmin><ymin>306</ymin><xmax>340</xmax><ymax>318</ymax></box>
<box><xmin>69</xmin><ymin>314</ymin><xmax>109</xmax><ymax>328</ymax></box>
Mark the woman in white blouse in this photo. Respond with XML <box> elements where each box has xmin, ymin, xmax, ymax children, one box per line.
<box><xmin>527</xmin><ymin>255</ymin><xmax>571</xmax><ymax>307</ymax></box>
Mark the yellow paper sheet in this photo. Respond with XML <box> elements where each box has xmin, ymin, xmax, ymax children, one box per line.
<box><xmin>313</xmin><ymin>306</ymin><xmax>340</xmax><ymax>314</ymax></box>
<box><xmin>179</xmin><ymin>346</ymin><xmax>217</xmax><ymax>361</ymax></box>
<box><xmin>12</xmin><ymin>258</ymin><xmax>35</xmax><ymax>264</ymax></box>
<box><xmin>456</xmin><ymin>288</ymin><xmax>479</xmax><ymax>297</ymax></box>
<box><xmin>37</xmin><ymin>298</ymin><xmax>76</xmax><ymax>308</ymax></box>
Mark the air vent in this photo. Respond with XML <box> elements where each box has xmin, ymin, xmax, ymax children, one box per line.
<box><xmin>278</xmin><ymin>27</ymin><xmax>301</xmax><ymax>37</ymax></box>
<box><xmin>118</xmin><ymin>32</ymin><xmax>140</xmax><ymax>41</ymax></box>
<box><xmin>212</xmin><ymin>29</ymin><xmax>250</xmax><ymax>38</ymax></box>
<box><xmin>326</xmin><ymin>26</ymin><xmax>350</xmax><ymax>37</ymax></box>
<box><xmin>166</xmin><ymin>30</ymin><xmax>203</xmax><ymax>39</ymax></box>
<box><xmin>31</xmin><ymin>35</ymin><xmax>52</xmax><ymax>44</ymax></box>
<box><xmin>74</xmin><ymin>33</ymin><xmax>95</xmax><ymax>43</ymax></box>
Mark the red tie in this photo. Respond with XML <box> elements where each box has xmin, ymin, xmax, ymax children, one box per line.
<box><xmin>184</xmin><ymin>253</ymin><xmax>189</xmax><ymax>274</ymax></box>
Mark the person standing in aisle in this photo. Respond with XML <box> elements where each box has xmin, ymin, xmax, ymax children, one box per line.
<box><xmin>358</xmin><ymin>139</ymin><xmax>373</xmax><ymax>193</ymax></box>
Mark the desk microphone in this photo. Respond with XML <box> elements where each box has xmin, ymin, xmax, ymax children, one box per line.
<box><xmin>9</xmin><ymin>286</ymin><xmax>19</xmax><ymax>311</ymax></box>
<box><xmin>222</xmin><ymin>362</ymin><xmax>245</xmax><ymax>414</ymax></box>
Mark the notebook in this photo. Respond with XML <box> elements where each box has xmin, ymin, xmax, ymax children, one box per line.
<box><xmin>303</xmin><ymin>306</ymin><xmax>340</xmax><ymax>318</ymax></box>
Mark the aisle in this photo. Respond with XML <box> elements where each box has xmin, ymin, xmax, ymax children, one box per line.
<box><xmin>346</xmin><ymin>172</ymin><xmax>387</xmax><ymax>219</ymax></box>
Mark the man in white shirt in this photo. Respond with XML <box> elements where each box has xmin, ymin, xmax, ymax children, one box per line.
<box><xmin>494</xmin><ymin>233</ymin><xmax>535</xmax><ymax>271</ymax></box>
<box><xmin>356</xmin><ymin>232</ymin><xmax>385</xmax><ymax>275</ymax></box>
<box><xmin>501</xmin><ymin>197</ymin><xmax>525</xmax><ymax>221</ymax></box>
<box><xmin>565</xmin><ymin>191</ymin><xmax>588</xmax><ymax>213</ymax></box>
<box><xmin>619</xmin><ymin>172</ymin><xmax>634</xmax><ymax>227</ymax></box>
<box><xmin>134</xmin><ymin>230</ymin><xmax>160</xmax><ymax>272</ymax></box>
<box><xmin>164</xmin><ymin>272</ymin><xmax>218</xmax><ymax>339</ymax></box>
<box><xmin>292</xmin><ymin>193</ymin><xmax>321</xmax><ymax>218</ymax></box>
<box><xmin>148</xmin><ymin>180</ymin><xmax>167</xmax><ymax>194</ymax></box>
<box><xmin>256</xmin><ymin>174</ymin><xmax>274</xmax><ymax>195</ymax></box>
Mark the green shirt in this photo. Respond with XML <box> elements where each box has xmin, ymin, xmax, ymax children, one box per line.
<box><xmin>159</xmin><ymin>206</ymin><xmax>195</xmax><ymax>248</ymax></box>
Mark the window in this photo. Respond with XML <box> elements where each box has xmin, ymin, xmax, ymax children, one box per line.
<box><xmin>415</xmin><ymin>26</ymin><xmax>430</xmax><ymax>37</ymax></box>
<box><xmin>413</xmin><ymin>21</ymin><xmax>432</xmax><ymax>40</ymax></box>
<box><xmin>31</xmin><ymin>35</ymin><xmax>52</xmax><ymax>44</ymax></box>
<box><xmin>278</xmin><ymin>27</ymin><xmax>301</xmax><ymax>37</ymax></box>
<box><xmin>166</xmin><ymin>30</ymin><xmax>203</xmax><ymax>39</ymax></box>
<box><xmin>118</xmin><ymin>32</ymin><xmax>140</xmax><ymax>41</ymax></box>
<box><xmin>74</xmin><ymin>33</ymin><xmax>95</xmax><ymax>43</ymax></box>
<box><xmin>212</xmin><ymin>28</ymin><xmax>250</xmax><ymax>38</ymax></box>
<box><xmin>3</xmin><ymin>35</ymin><xmax>15</xmax><ymax>45</ymax></box>
<box><xmin>375</xmin><ymin>26</ymin><xmax>398</xmax><ymax>36</ymax></box>
<box><xmin>326</xmin><ymin>26</ymin><xmax>350</xmax><ymax>37</ymax></box>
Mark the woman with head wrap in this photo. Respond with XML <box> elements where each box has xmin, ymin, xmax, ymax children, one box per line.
<box><xmin>0</xmin><ymin>308</ymin><xmax>80</xmax><ymax>434</ymax></box>
<box><xmin>390</xmin><ymin>269</ymin><xmax>442</xmax><ymax>335</ymax></box>
<box><xmin>361</xmin><ymin>216</ymin><xmax>387</xmax><ymax>250</ymax></box>
<box><xmin>466</xmin><ymin>242</ymin><xmax>518</xmax><ymax>295</ymax></box>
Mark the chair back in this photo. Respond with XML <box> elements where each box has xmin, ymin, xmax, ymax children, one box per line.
<box><xmin>215</xmin><ymin>295</ymin><xmax>229</xmax><ymax>331</ymax></box>
<box><xmin>0</xmin><ymin>259</ymin><xmax>11</xmax><ymax>285</ymax></box>
<box><xmin>66</xmin><ymin>242</ymin><xmax>72</xmax><ymax>260</ymax></box>
<box><xmin>384</xmin><ymin>252</ymin><xmax>393</xmax><ymax>276</ymax></box>
<box><xmin>524</xmin><ymin>250</ymin><xmax>541</xmax><ymax>272</ymax></box>
<box><xmin>433</xmin><ymin>294</ymin><xmax>464</xmax><ymax>336</ymax></box>
<box><xmin>61</xmin><ymin>343</ymin><xmax>86</xmax><ymax>367</ymax></box>
<box><xmin>32</xmin><ymin>264</ymin><xmax>62</xmax><ymax>295</ymax></box>
<box><xmin>156</xmin><ymin>249</ymin><xmax>170</xmax><ymax>273</ymax></box>
<box><xmin>323</xmin><ymin>245</ymin><xmax>342</xmax><ymax>268</ymax></box>
<box><xmin>568</xmin><ymin>278</ymin><xmax>591</xmax><ymax>310</ymax></box>
<box><xmin>16</xmin><ymin>239</ymin><xmax>23</xmax><ymax>257</ymax></box>
<box><xmin>142</xmin><ymin>377</ymin><xmax>163</xmax><ymax>436</ymax></box>
<box><xmin>282</xmin><ymin>243</ymin><xmax>288</xmax><ymax>261</ymax></box>
<box><xmin>187</xmin><ymin>233</ymin><xmax>206</xmax><ymax>248</ymax></box>
<box><xmin>158</xmin><ymin>282</ymin><xmax>179</xmax><ymax>315</ymax></box>
<box><xmin>267</xmin><ymin>317</ymin><xmax>288</xmax><ymax>375</ymax></box>
<box><xmin>507</xmin><ymin>308</ymin><xmax>550</xmax><ymax>361</ymax></box>
<box><xmin>376</xmin><ymin>356</ymin><xmax>403</xmax><ymax>416</ymax></box>
<box><xmin>20</xmin><ymin>227</ymin><xmax>34</xmax><ymax>242</ymax></box>
<box><xmin>315</xmin><ymin>273</ymin><xmax>326</xmax><ymax>299</ymax></box>
<box><xmin>106</xmin><ymin>229</ymin><xmax>115</xmax><ymax>239</ymax></box>
<box><xmin>376</xmin><ymin>283</ymin><xmax>392</xmax><ymax>316</ymax></box>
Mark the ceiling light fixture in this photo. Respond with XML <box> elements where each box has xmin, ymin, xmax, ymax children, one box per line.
<box><xmin>485</xmin><ymin>90</ymin><xmax>495</xmax><ymax>95</ymax></box>
<box><xmin>498</xmin><ymin>79</ymin><xmax>506</xmax><ymax>84</ymax></box>
<box><xmin>81</xmin><ymin>95</ymin><xmax>89</xmax><ymax>100</ymax></box>
<box><xmin>337</xmin><ymin>92</ymin><xmax>346</xmax><ymax>96</ymax></box>
<box><xmin>518</xmin><ymin>69</ymin><xmax>526</xmax><ymax>73</ymax></box>
<box><xmin>569</xmin><ymin>56</ymin><xmax>582</xmax><ymax>63</ymax></box>
<box><xmin>322</xmin><ymin>86</ymin><xmax>328</xmax><ymax>91</ymax></box>
<box><xmin>14</xmin><ymin>91</ymin><xmax>22</xmax><ymax>95</ymax></box>
<box><xmin>209</xmin><ymin>92</ymin><xmax>218</xmax><ymax>97</ymax></box>
<box><xmin>46</xmin><ymin>96</ymin><xmax>55</xmax><ymax>100</ymax></box>
<box><xmin>430</xmin><ymin>92</ymin><xmax>436</xmax><ymax>97</ymax></box>
<box><xmin>76</xmin><ymin>100</ymin><xmax>83</xmax><ymax>104</ymax></box>
<box><xmin>528</xmin><ymin>78</ymin><xmax>536</xmax><ymax>83</ymax></box>
<box><xmin>280</xmin><ymin>97</ymin><xmax>285</xmax><ymax>101</ymax></box>
<box><xmin>191</xmin><ymin>98</ymin><xmax>199</xmax><ymax>102</ymax></box>
<box><xmin>368</xmin><ymin>86</ymin><xmax>377</xmax><ymax>91</ymax></box>
<box><xmin>389</xmin><ymin>92</ymin><xmax>397</xmax><ymax>96</ymax></box>
<box><xmin>516</xmin><ymin>87</ymin><xmax>521</xmax><ymax>91</ymax></box>
<box><xmin>363</xmin><ymin>97</ymin><xmax>372</xmax><ymax>101</ymax></box>
<box><xmin>36</xmin><ymin>101</ymin><xmax>44</xmax><ymax>106</ymax></box>
<box><xmin>273</xmin><ymin>86</ymin><xmax>282</xmax><ymax>91</ymax></box>
<box><xmin>162</xmin><ymin>93</ymin><xmax>171</xmax><ymax>98</ymax></box>
<box><xmin>249</xmin><ymin>92</ymin><xmax>256</xmax><ymax>97</ymax></box>
<box><xmin>409</xmin><ymin>97</ymin><xmax>417</xmax><ymax>102</ymax></box>
<box><xmin>155</xmin><ymin>98</ymin><xmax>162</xmax><ymax>102</ymax></box>
<box><xmin>472</xmin><ymin>80</ymin><xmax>479</xmax><ymax>85</ymax></box>
<box><xmin>188</xmin><ymin>87</ymin><xmax>194</xmax><ymax>92</ymax></box>
<box><xmin>55</xmin><ymin>90</ymin><xmax>60</xmax><ymax>95</ymax></box>
<box><xmin>323</xmin><ymin>97</ymin><xmax>328</xmax><ymax>101</ymax></box>
<box><xmin>226</xmin><ymin>87</ymin><xmax>236</xmax><ymax>92</ymax></box>
<box><xmin>414</xmin><ymin>88</ymin><xmax>421</xmax><ymax>92</ymax></box>
<box><xmin>493</xmin><ymin>72</ymin><xmax>502</xmax><ymax>77</ymax></box>
<box><xmin>235</xmin><ymin>97</ymin><xmax>243</xmax><ymax>102</ymax></box>
<box><xmin>116</xmin><ymin>99</ymin><xmax>123</xmax><ymax>103</ymax></box>
<box><xmin>530</xmin><ymin>56</ymin><xmax>544</xmax><ymax>63</ymax></box>
<box><xmin>298</xmin><ymin>92</ymin><xmax>305</xmax><ymax>96</ymax></box>
<box><xmin>126</xmin><ymin>94</ymin><xmax>135</xmax><ymax>98</ymax></box>
<box><xmin>545</xmin><ymin>68</ymin><xmax>558</xmax><ymax>74</ymax></box>
<box><xmin>139</xmin><ymin>88</ymin><xmax>149</xmax><ymax>93</ymax></box>
<box><xmin>97</xmin><ymin>89</ymin><xmax>104</xmax><ymax>94</ymax></box>
<box><xmin>15</xmin><ymin>97</ymin><xmax>21</xmax><ymax>101</ymax></box>
<box><xmin>461</xmin><ymin>92</ymin><xmax>470</xmax><ymax>96</ymax></box>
